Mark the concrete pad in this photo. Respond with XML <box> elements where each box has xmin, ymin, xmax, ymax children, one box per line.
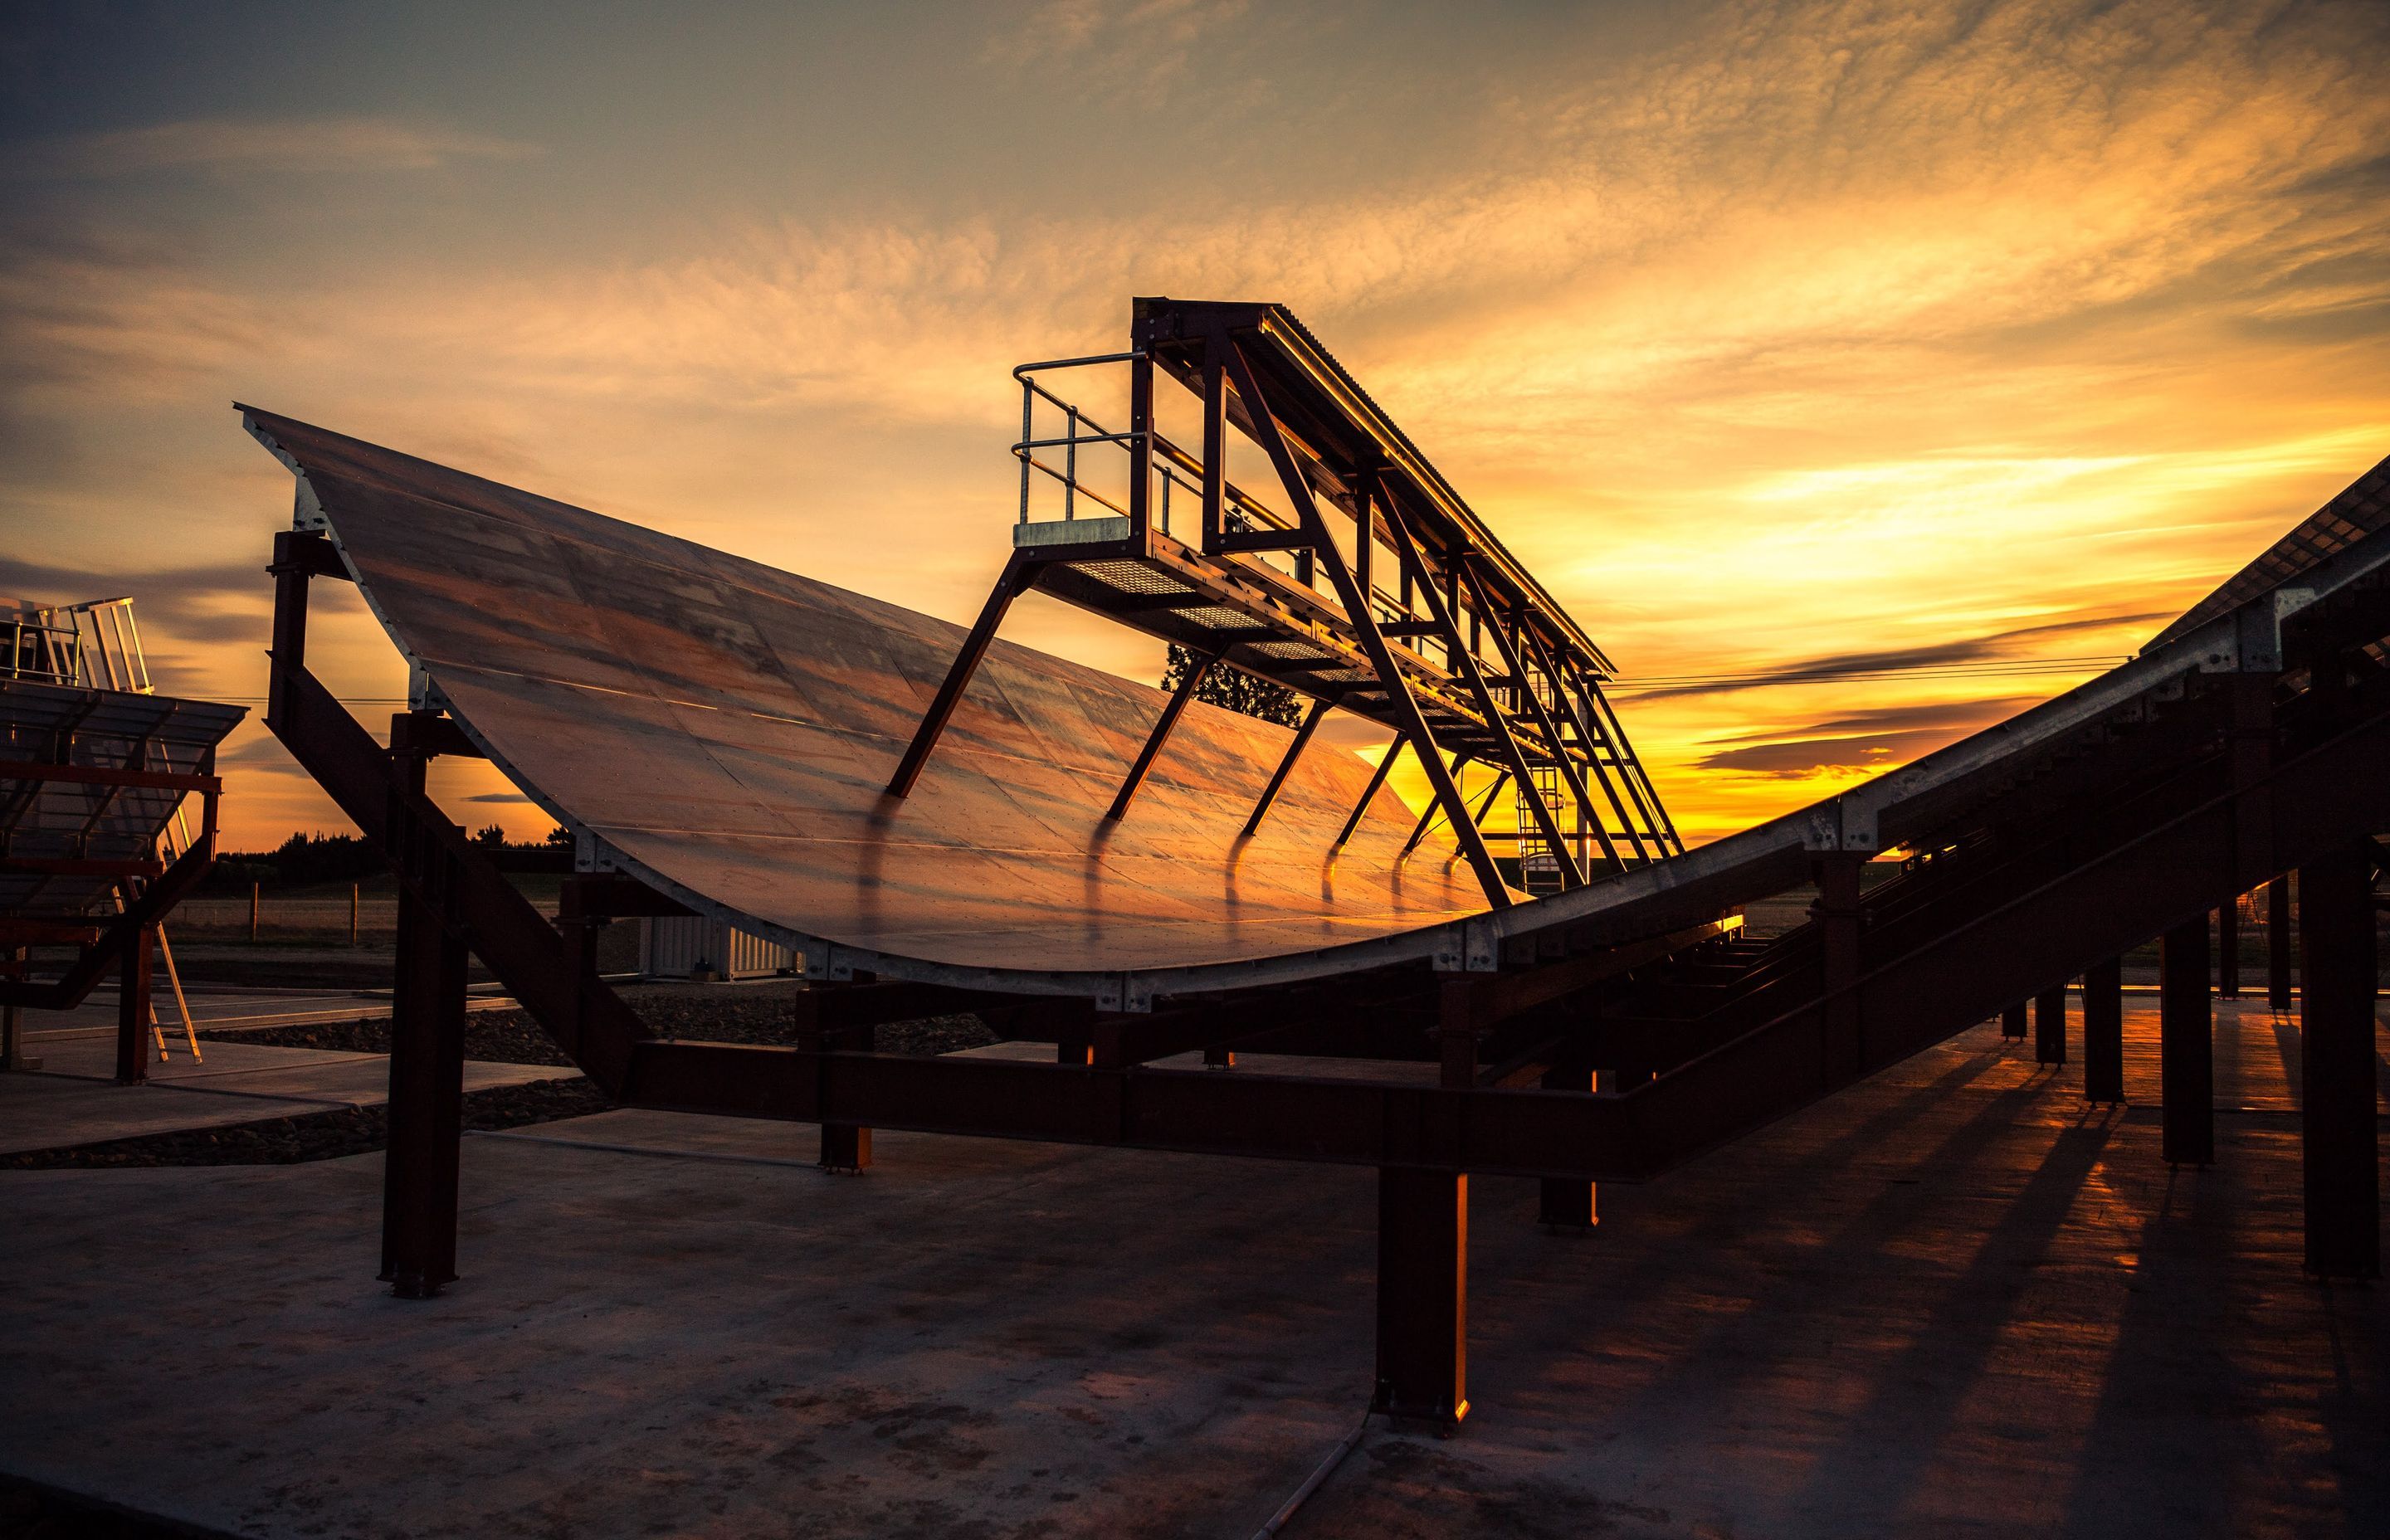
<box><xmin>23</xmin><ymin>982</ymin><xmax>517</xmax><ymax>1040</ymax></box>
<box><xmin>0</xmin><ymin>1076</ymin><xmax>339</xmax><ymax>1157</ymax></box>
<box><xmin>1</xmin><ymin>1042</ymin><xmax>578</xmax><ymax>1155</ymax></box>
<box><xmin>2</xmin><ymin>1004</ymin><xmax>2383</xmax><ymax>1538</ymax></box>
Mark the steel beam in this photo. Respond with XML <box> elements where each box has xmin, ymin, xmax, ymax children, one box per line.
<box><xmin>1373</xmin><ymin>1167</ymin><xmax>1467</xmax><ymax>1425</ymax></box>
<box><xmin>1404</xmin><ymin>766</ymin><xmax>1506</xmax><ymax>857</ymax></box>
<box><xmin>1105</xmin><ymin>651</ymin><xmax>1216</xmax><ymax>822</ymax></box>
<box><xmin>1334</xmin><ymin>739</ymin><xmax>1405</xmax><ymax>852</ymax></box>
<box><xmin>2081</xmin><ymin>956</ymin><xmax>2124</xmax><ymax>1104</ymax></box>
<box><xmin>2034</xmin><ymin>986</ymin><xmax>2067</xmax><ymax>1066</ymax></box>
<box><xmin>2296</xmin><ymin>841</ymin><xmax>2379</xmax><ymax>1278</ymax></box>
<box><xmin>1460</xmin><ymin>558</ymin><xmax>1622</xmax><ymax>874</ymax></box>
<box><xmin>1241</xmin><ymin>697</ymin><xmax>1330</xmax><ymax>837</ymax></box>
<box><xmin>1535</xmin><ymin>1065</ymin><xmax>1596</xmax><ymax>1231</ymax></box>
<box><xmin>1521</xmin><ymin>623</ymin><xmax>1652</xmax><ymax>865</ymax></box>
<box><xmin>113</xmin><ymin>921</ymin><xmax>151</xmax><ymax>1084</ymax></box>
<box><xmin>885</xmin><ymin>553</ymin><xmax>1035</xmax><ymax>798</ymax></box>
<box><xmin>1379</xmin><ymin>493</ymin><xmax>1581</xmax><ymax>889</ymax></box>
<box><xmin>2160</xmin><ymin>917</ymin><xmax>2213</xmax><ymax>1167</ymax></box>
<box><xmin>1816</xmin><ymin>855</ymin><xmax>1865</xmax><ymax>1082</ymax></box>
<box><xmin>1220</xmin><ymin>335</ymin><xmax>1508</xmax><ymax>906</ymax></box>
<box><xmin>2217</xmin><ymin>899</ymin><xmax>2241</xmax><ymax>998</ymax></box>
<box><xmin>382</xmin><ymin>865</ymin><xmax>468</xmax><ymax>1298</ymax></box>
<box><xmin>2268</xmin><ymin>876</ymin><xmax>2294</xmax><ymax>1010</ymax></box>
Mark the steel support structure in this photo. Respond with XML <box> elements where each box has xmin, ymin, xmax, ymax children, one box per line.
<box><xmin>1241</xmin><ymin>697</ymin><xmax>1329</xmax><ymax>836</ymax></box>
<box><xmin>1375</xmin><ymin>1165</ymin><xmax>1467</xmax><ymax>1425</ymax></box>
<box><xmin>255</xmin><ymin>446</ymin><xmax>2390</xmax><ymax>1419</ymax></box>
<box><xmin>113</xmin><ymin>919</ymin><xmax>152</xmax><ymax>1084</ymax></box>
<box><xmin>2002</xmin><ymin>1000</ymin><xmax>2027</xmax><ymax>1040</ymax></box>
<box><xmin>2217</xmin><ymin>901</ymin><xmax>2241</xmax><ymax>998</ymax></box>
<box><xmin>1535</xmin><ymin>1064</ymin><xmax>1596</xmax><ymax>1231</ymax></box>
<box><xmin>2268</xmin><ymin>877</ymin><xmax>2294</xmax><ymax>1010</ymax></box>
<box><xmin>2080</xmin><ymin>956</ymin><xmax>2124</xmax><ymax>1104</ymax></box>
<box><xmin>2160</xmin><ymin>917</ymin><xmax>2214</xmax><ymax>1167</ymax></box>
<box><xmin>887</xmin><ymin>301</ymin><xmax>1683</xmax><ymax>906</ymax></box>
<box><xmin>2295</xmin><ymin>841</ymin><xmax>2379</xmax><ymax>1278</ymax></box>
<box><xmin>1105</xmin><ymin>651</ymin><xmax>1215</xmax><ymax>821</ymax></box>
<box><xmin>885</xmin><ymin>553</ymin><xmax>1035</xmax><ymax>799</ymax></box>
<box><xmin>2034</xmin><ymin>985</ymin><xmax>2067</xmax><ymax>1066</ymax></box>
<box><xmin>382</xmin><ymin>845</ymin><xmax>469</xmax><ymax>1297</ymax></box>
<box><xmin>0</xmin><ymin>759</ymin><xmax>221</xmax><ymax>1021</ymax></box>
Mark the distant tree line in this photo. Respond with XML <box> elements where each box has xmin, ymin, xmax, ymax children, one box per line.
<box><xmin>202</xmin><ymin>826</ymin><xmax>573</xmax><ymax>889</ymax></box>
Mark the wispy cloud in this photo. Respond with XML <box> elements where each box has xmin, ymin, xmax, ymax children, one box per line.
<box><xmin>1619</xmin><ymin>612</ymin><xmax>2162</xmax><ymax>701</ymax></box>
<box><xmin>7</xmin><ymin>116</ymin><xmax>541</xmax><ymax>180</ymax></box>
<box><xmin>5</xmin><ymin>0</ymin><xmax>2387</xmax><ymax>847</ymax></box>
<box><xmin>982</xmin><ymin>0</ymin><xmax>1254</xmax><ymax>90</ymax></box>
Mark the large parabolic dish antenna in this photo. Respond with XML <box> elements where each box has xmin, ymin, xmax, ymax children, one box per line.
<box><xmin>239</xmin><ymin>407</ymin><xmax>1504</xmax><ymax>986</ymax></box>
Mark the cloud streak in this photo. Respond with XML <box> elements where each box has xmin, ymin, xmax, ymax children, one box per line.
<box><xmin>7</xmin><ymin>116</ymin><xmax>542</xmax><ymax>180</ymax></box>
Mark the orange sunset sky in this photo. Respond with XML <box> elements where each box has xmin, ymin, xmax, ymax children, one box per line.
<box><xmin>4</xmin><ymin>1</ymin><xmax>2387</xmax><ymax>850</ymax></box>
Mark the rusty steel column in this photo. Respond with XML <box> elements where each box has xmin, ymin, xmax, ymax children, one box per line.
<box><xmin>2159</xmin><ymin>916</ymin><xmax>2213</xmax><ymax>1167</ymax></box>
<box><xmin>1537</xmin><ymin>1065</ymin><xmax>1596</xmax><ymax>1231</ymax></box>
<box><xmin>1373</xmin><ymin>1166</ymin><xmax>1468</xmax><ymax>1425</ymax></box>
<box><xmin>814</xmin><ymin>1026</ymin><xmax>875</xmax><ymax>1173</ymax></box>
<box><xmin>0</xmin><ymin>945</ymin><xmax>32</xmax><ymax>1072</ymax></box>
<box><xmin>382</xmin><ymin>868</ymin><xmax>469</xmax><ymax>1298</ymax></box>
<box><xmin>1374</xmin><ymin>980</ymin><xmax>1474</xmax><ymax>1423</ymax></box>
<box><xmin>2034</xmin><ymin>986</ymin><xmax>2067</xmax><ymax>1066</ymax></box>
<box><xmin>113</xmin><ymin>923</ymin><xmax>153</xmax><ymax>1085</ymax></box>
<box><xmin>2217</xmin><ymin>900</ymin><xmax>2241</xmax><ymax>999</ymax></box>
<box><xmin>2001</xmin><ymin>1000</ymin><xmax>2027</xmax><ymax>1040</ymax></box>
<box><xmin>2080</xmin><ymin>957</ymin><xmax>2124</xmax><ymax>1104</ymax></box>
<box><xmin>2268</xmin><ymin>876</ymin><xmax>2295</xmax><ymax>1011</ymax></box>
<box><xmin>2297</xmin><ymin>843</ymin><xmax>2379</xmax><ymax>1279</ymax></box>
<box><xmin>1814</xmin><ymin>855</ymin><xmax>1865</xmax><ymax>1083</ymax></box>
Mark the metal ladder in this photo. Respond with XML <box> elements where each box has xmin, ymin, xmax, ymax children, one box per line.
<box><xmin>58</xmin><ymin>598</ymin><xmax>200</xmax><ymax>1060</ymax></box>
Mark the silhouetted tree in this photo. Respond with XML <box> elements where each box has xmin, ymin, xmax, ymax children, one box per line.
<box><xmin>1162</xmin><ymin>644</ymin><xmax>1303</xmax><ymax>728</ymax></box>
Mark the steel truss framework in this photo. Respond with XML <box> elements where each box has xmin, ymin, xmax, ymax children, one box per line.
<box><xmin>0</xmin><ymin>680</ymin><xmax>233</xmax><ymax>1081</ymax></box>
<box><xmin>888</xmin><ymin>300</ymin><xmax>1682</xmax><ymax>906</ymax></box>
<box><xmin>256</xmin><ymin>429</ymin><xmax>2390</xmax><ymax>1421</ymax></box>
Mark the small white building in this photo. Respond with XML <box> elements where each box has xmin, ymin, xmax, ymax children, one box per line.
<box><xmin>636</xmin><ymin>915</ymin><xmax>797</xmax><ymax>980</ymax></box>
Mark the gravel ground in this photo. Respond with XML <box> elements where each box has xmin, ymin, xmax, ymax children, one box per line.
<box><xmin>0</xmin><ymin>1077</ymin><xmax>609</xmax><ymax>1171</ymax></box>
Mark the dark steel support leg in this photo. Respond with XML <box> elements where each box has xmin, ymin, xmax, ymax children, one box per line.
<box><xmin>885</xmin><ymin>555</ymin><xmax>1031</xmax><ymax>798</ymax></box>
<box><xmin>2160</xmin><ymin>916</ymin><xmax>2213</xmax><ymax>1167</ymax></box>
<box><xmin>0</xmin><ymin>946</ymin><xmax>32</xmax><ymax>1072</ymax></box>
<box><xmin>2217</xmin><ymin>899</ymin><xmax>2241</xmax><ymax>999</ymax></box>
<box><xmin>1373</xmin><ymin>1166</ymin><xmax>1467</xmax><ymax>1426</ymax></box>
<box><xmin>2297</xmin><ymin>843</ymin><xmax>2379</xmax><ymax>1278</ymax></box>
<box><xmin>2002</xmin><ymin>1001</ymin><xmax>2027</xmax><ymax>1040</ymax></box>
<box><xmin>820</xmin><ymin>1123</ymin><xmax>872</xmax><ymax>1173</ymax></box>
<box><xmin>1242</xmin><ymin>698</ymin><xmax>1329</xmax><ymax>837</ymax></box>
<box><xmin>1536</xmin><ymin>1066</ymin><xmax>1595</xmax><ymax>1230</ymax></box>
<box><xmin>2034</xmin><ymin>986</ymin><xmax>2066</xmax><ymax>1065</ymax></box>
<box><xmin>1105</xmin><ymin>653</ymin><xmax>1214</xmax><ymax>821</ymax></box>
<box><xmin>805</xmin><ymin>1018</ymin><xmax>876</xmax><ymax>1171</ymax></box>
<box><xmin>382</xmin><ymin>883</ymin><xmax>468</xmax><ymax>1297</ymax></box>
<box><xmin>2082</xmin><ymin>956</ymin><xmax>2124</xmax><ymax>1104</ymax></box>
<box><xmin>1334</xmin><ymin>739</ymin><xmax>1406</xmax><ymax>851</ymax></box>
<box><xmin>1814</xmin><ymin>855</ymin><xmax>1864</xmax><ymax>1083</ymax></box>
<box><xmin>114</xmin><ymin>924</ymin><xmax>152</xmax><ymax>1084</ymax></box>
<box><xmin>2268</xmin><ymin>876</ymin><xmax>2294</xmax><ymax>1011</ymax></box>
